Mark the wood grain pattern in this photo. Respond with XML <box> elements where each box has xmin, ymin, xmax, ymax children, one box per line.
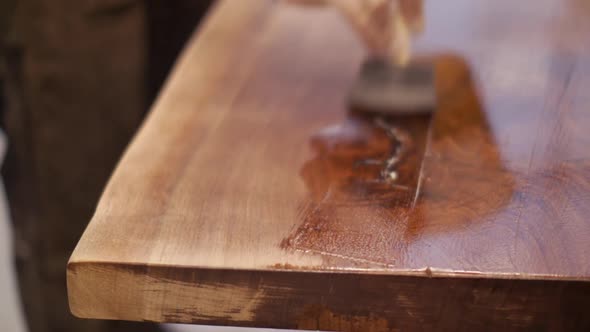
<box><xmin>68</xmin><ymin>0</ymin><xmax>590</xmax><ymax>330</ymax></box>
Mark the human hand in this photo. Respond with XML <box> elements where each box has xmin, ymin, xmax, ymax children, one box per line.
<box><xmin>286</xmin><ymin>0</ymin><xmax>424</xmax><ymax>65</ymax></box>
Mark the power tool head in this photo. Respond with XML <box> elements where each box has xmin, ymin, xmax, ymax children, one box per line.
<box><xmin>349</xmin><ymin>56</ymin><xmax>436</xmax><ymax>115</ymax></box>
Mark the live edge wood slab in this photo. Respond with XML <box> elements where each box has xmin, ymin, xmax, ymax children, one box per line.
<box><xmin>68</xmin><ymin>0</ymin><xmax>590</xmax><ymax>331</ymax></box>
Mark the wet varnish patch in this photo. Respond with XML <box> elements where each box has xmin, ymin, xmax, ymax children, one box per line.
<box><xmin>281</xmin><ymin>56</ymin><xmax>515</xmax><ymax>267</ymax></box>
<box><xmin>282</xmin><ymin>112</ymin><xmax>431</xmax><ymax>266</ymax></box>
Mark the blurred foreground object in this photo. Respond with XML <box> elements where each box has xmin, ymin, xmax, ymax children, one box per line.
<box><xmin>288</xmin><ymin>0</ymin><xmax>435</xmax><ymax>114</ymax></box>
<box><xmin>288</xmin><ymin>0</ymin><xmax>424</xmax><ymax>65</ymax></box>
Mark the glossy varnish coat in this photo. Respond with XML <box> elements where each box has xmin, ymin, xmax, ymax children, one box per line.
<box><xmin>68</xmin><ymin>0</ymin><xmax>590</xmax><ymax>330</ymax></box>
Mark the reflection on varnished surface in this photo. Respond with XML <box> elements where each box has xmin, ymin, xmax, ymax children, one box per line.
<box><xmin>286</xmin><ymin>112</ymin><xmax>430</xmax><ymax>266</ymax></box>
<box><xmin>285</xmin><ymin>56</ymin><xmax>516</xmax><ymax>267</ymax></box>
<box><xmin>68</xmin><ymin>0</ymin><xmax>590</xmax><ymax>329</ymax></box>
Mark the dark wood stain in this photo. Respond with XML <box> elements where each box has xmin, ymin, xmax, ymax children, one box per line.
<box><xmin>283</xmin><ymin>56</ymin><xmax>516</xmax><ymax>268</ymax></box>
<box><xmin>283</xmin><ymin>111</ymin><xmax>430</xmax><ymax>266</ymax></box>
<box><xmin>70</xmin><ymin>262</ymin><xmax>590</xmax><ymax>331</ymax></box>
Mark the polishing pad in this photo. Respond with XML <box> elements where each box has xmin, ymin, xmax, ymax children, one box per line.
<box><xmin>349</xmin><ymin>56</ymin><xmax>436</xmax><ymax>114</ymax></box>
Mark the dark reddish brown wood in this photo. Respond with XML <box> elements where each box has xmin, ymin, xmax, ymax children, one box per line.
<box><xmin>282</xmin><ymin>56</ymin><xmax>510</xmax><ymax>268</ymax></box>
<box><xmin>69</xmin><ymin>262</ymin><xmax>590</xmax><ymax>331</ymax></box>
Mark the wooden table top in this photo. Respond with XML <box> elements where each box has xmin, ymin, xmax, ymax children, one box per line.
<box><xmin>68</xmin><ymin>0</ymin><xmax>590</xmax><ymax>330</ymax></box>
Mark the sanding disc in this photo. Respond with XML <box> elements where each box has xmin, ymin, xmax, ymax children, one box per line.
<box><xmin>349</xmin><ymin>56</ymin><xmax>436</xmax><ymax>114</ymax></box>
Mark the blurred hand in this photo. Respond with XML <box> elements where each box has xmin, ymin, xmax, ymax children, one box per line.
<box><xmin>286</xmin><ymin>0</ymin><xmax>424</xmax><ymax>65</ymax></box>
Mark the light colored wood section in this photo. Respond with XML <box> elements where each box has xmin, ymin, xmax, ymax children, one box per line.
<box><xmin>68</xmin><ymin>0</ymin><xmax>590</xmax><ymax>330</ymax></box>
<box><xmin>72</xmin><ymin>0</ymin><xmax>362</xmax><ymax>270</ymax></box>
